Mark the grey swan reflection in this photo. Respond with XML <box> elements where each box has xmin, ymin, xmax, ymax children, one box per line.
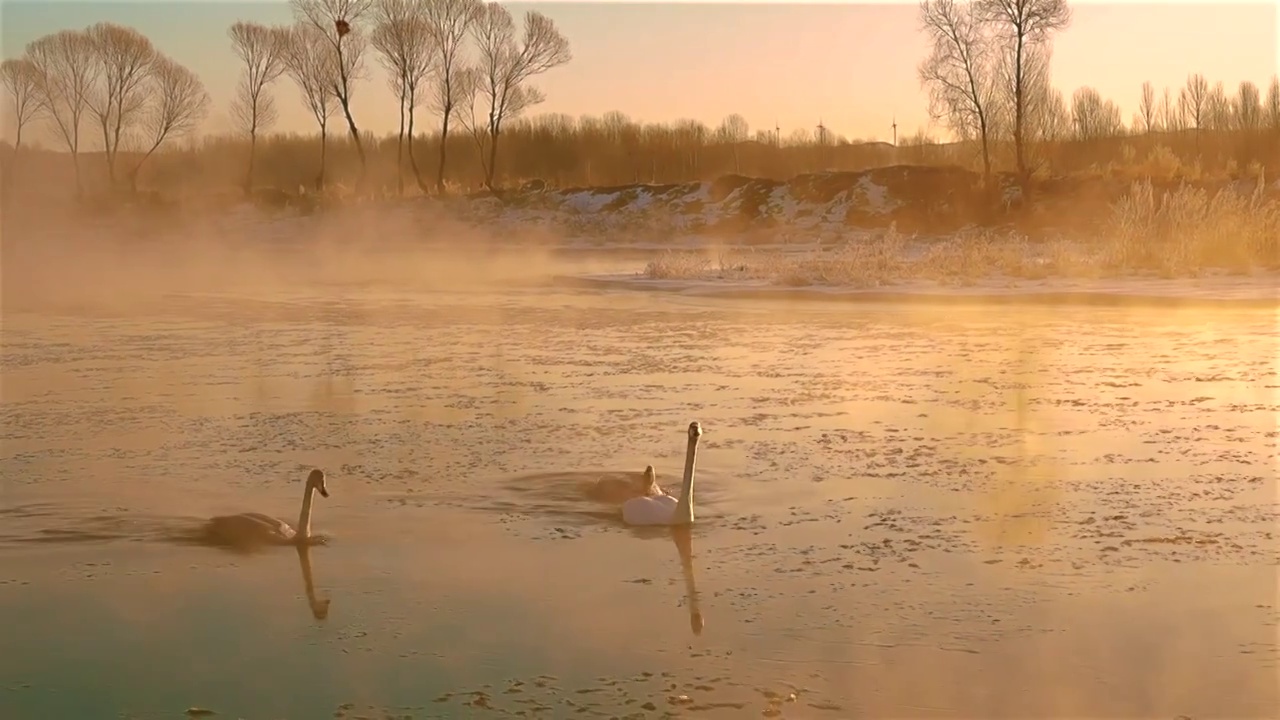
<box><xmin>671</xmin><ymin>525</ymin><xmax>705</xmax><ymax>636</ymax></box>
<box><xmin>204</xmin><ymin>469</ymin><xmax>330</xmax><ymax>549</ymax></box>
<box><xmin>295</xmin><ymin>544</ymin><xmax>331</xmax><ymax>620</ymax></box>
<box><xmin>588</xmin><ymin>465</ymin><xmax>666</xmax><ymax>504</ymax></box>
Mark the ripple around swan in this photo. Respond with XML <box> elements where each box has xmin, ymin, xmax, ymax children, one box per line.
<box><xmin>0</xmin><ymin>505</ymin><xmax>196</xmax><ymax>548</ymax></box>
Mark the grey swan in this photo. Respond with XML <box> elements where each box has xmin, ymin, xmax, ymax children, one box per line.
<box><xmin>205</xmin><ymin>468</ymin><xmax>330</xmax><ymax>548</ymax></box>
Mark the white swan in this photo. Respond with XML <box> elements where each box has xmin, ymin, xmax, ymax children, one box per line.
<box><xmin>588</xmin><ymin>465</ymin><xmax>665</xmax><ymax>504</ymax></box>
<box><xmin>623</xmin><ymin>422</ymin><xmax>702</xmax><ymax>526</ymax></box>
<box><xmin>205</xmin><ymin>469</ymin><xmax>329</xmax><ymax>547</ymax></box>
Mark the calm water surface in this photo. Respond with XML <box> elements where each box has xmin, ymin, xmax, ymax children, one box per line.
<box><xmin>2</xmin><ymin>267</ymin><xmax>1277</xmax><ymax>719</ymax></box>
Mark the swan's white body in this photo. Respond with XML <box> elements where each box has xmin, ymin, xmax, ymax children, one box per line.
<box><xmin>623</xmin><ymin>422</ymin><xmax>701</xmax><ymax>526</ymax></box>
<box><xmin>206</xmin><ymin>469</ymin><xmax>329</xmax><ymax>547</ymax></box>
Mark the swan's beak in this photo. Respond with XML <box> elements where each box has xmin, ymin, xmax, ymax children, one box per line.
<box><xmin>319</xmin><ymin>486</ymin><xmax>330</xmax><ymax>498</ymax></box>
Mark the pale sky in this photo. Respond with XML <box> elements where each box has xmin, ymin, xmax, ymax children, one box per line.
<box><xmin>1</xmin><ymin>1</ymin><xmax>1277</xmax><ymax>144</ymax></box>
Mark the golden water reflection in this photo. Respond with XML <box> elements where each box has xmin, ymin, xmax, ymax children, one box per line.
<box><xmin>1</xmin><ymin>280</ymin><xmax>1276</xmax><ymax>719</ymax></box>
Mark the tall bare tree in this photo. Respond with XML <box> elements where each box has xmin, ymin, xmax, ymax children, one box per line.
<box><xmin>715</xmin><ymin>113</ymin><xmax>748</xmax><ymax>173</ymax></box>
<box><xmin>1159</xmin><ymin>87</ymin><xmax>1183</xmax><ymax>132</ymax></box>
<box><xmin>977</xmin><ymin>0</ymin><xmax>1071</xmax><ymax>179</ymax></box>
<box><xmin>130</xmin><ymin>55</ymin><xmax>209</xmax><ymax>190</ymax></box>
<box><xmin>1265</xmin><ymin>76</ymin><xmax>1280</xmax><ymax>132</ymax></box>
<box><xmin>1235</xmin><ymin>81</ymin><xmax>1261</xmax><ymax>132</ymax></box>
<box><xmin>229</xmin><ymin>21</ymin><xmax>288</xmax><ymax>193</ymax></box>
<box><xmin>1</xmin><ymin>58</ymin><xmax>45</xmax><ymax>155</ymax></box>
<box><xmin>1</xmin><ymin>57</ymin><xmax>45</xmax><ymax>203</ymax></box>
<box><xmin>424</xmin><ymin>0</ymin><xmax>480</xmax><ymax>193</ymax></box>
<box><xmin>1204</xmin><ymin>80</ymin><xmax>1232</xmax><ymax>131</ymax></box>
<box><xmin>1136</xmin><ymin>80</ymin><xmax>1157</xmax><ymax>134</ymax></box>
<box><xmin>918</xmin><ymin>0</ymin><xmax>996</xmax><ymax>179</ymax></box>
<box><xmin>25</xmin><ymin>30</ymin><xmax>98</xmax><ymax>196</ymax></box>
<box><xmin>281</xmin><ymin>23</ymin><xmax>339</xmax><ymax>190</ymax></box>
<box><xmin>1179</xmin><ymin>73</ymin><xmax>1209</xmax><ymax>151</ymax></box>
<box><xmin>1070</xmin><ymin>86</ymin><xmax>1121</xmax><ymax>141</ymax></box>
<box><xmin>372</xmin><ymin>0</ymin><xmax>436</xmax><ymax>194</ymax></box>
<box><xmin>291</xmin><ymin>0</ymin><xmax>374</xmax><ymax>181</ymax></box>
<box><xmin>465</xmin><ymin>5</ymin><xmax>571</xmax><ymax>189</ymax></box>
<box><xmin>85</xmin><ymin>23</ymin><xmax>156</xmax><ymax>186</ymax></box>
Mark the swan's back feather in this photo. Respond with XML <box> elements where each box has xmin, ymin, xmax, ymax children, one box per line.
<box><xmin>622</xmin><ymin>494</ymin><xmax>679</xmax><ymax>526</ymax></box>
<box><xmin>206</xmin><ymin>513</ymin><xmax>297</xmax><ymax>545</ymax></box>
<box><xmin>589</xmin><ymin>475</ymin><xmax>664</xmax><ymax>504</ymax></box>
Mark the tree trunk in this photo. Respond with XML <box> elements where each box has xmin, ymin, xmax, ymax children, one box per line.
<box><xmin>406</xmin><ymin>102</ymin><xmax>430</xmax><ymax>194</ymax></box>
<box><xmin>1</xmin><ymin>130</ymin><xmax>20</xmax><ymax>207</ymax></box>
<box><xmin>485</xmin><ymin>129</ymin><xmax>501</xmax><ymax>190</ymax></box>
<box><xmin>339</xmin><ymin>98</ymin><xmax>366</xmax><ymax>186</ymax></box>
<box><xmin>71</xmin><ymin>151</ymin><xmax>83</xmax><ymax>199</ymax></box>
<box><xmin>100</xmin><ymin>120</ymin><xmax>115</xmax><ymax>186</ymax></box>
<box><xmin>129</xmin><ymin>143</ymin><xmax>161</xmax><ymax>193</ymax></box>
<box><xmin>244</xmin><ymin>130</ymin><xmax>258</xmax><ymax>196</ymax></box>
<box><xmin>980</xmin><ymin>131</ymin><xmax>991</xmax><ymax>181</ymax></box>
<box><xmin>436</xmin><ymin>106</ymin><xmax>452</xmax><ymax>194</ymax></box>
<box><xmin>1013</xmin><ymin>36</ymin><xmax>1026</xmax><ymax>181</ymax></box>
<box><xmin>395</xmin><ymin>93</ymin><xmax>406</xmax><ymax>196</ymax></box>
<box><xmin>316</xmin><ymin>122</ymin><xmax>328</xmax><ymax>191</ymax></box>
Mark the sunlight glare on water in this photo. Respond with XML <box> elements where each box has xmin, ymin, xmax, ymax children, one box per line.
<box><xmin>1</xmin><ymin>252</ymin><xmax>1277</xmax><ymax>719</ymax></box>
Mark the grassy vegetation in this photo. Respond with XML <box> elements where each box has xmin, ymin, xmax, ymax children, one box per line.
<box><xmin>643</xmin><ymin>177</ymin><xmax>1280</xmax><ymax>286</ymax></box>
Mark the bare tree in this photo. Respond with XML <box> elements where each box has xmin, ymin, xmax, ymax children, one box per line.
<box><xmin>977</xmin><ymin>0</ymin><xmax>1071</xmax><ymax>179</ymax></box>
<box><xmin>25</xmin><ymin>30</ymin><xmax>99</xmax><ymax>196</ymax></box>
<box><xmin>465</xmin><ymin>4</ymin><xmax>571</xmax><ymax>189</ymax></box>
<box><xmin>424</xmin><ymin>0</ymin><xmax>480</xmax><ymax>193</ymax></box>
<box><xmin>372</xmin><ymin>0</ymin><xmax>436</xmax><ymax>194</ymax></box>
<box><xmin>1070</xmin><ymin>86</ymin><xmax>1121</xmax><ymax>141</ymax></box>
<box><xmin>715</xmin><ymin>113</ymin><xmax>748</xmax><ymax>173</ymax></box>
<box><xmin>1159</xmin><ymin>87</ymin><xmax>1183</xmax><ymax>132</ymax></box>
<box><xmin>1</xmin><ymin>57</ymin><xmax>45</xmax><ymax>203</ymax></box>
<box><xmin>1136</xmin><ymin>80</ymin><xmax>1157</xmax><ymax>134</ymax></box>
<box><xmin>918</xmin><ymin>0</ymin><xmax>996</xmax><ymax>180</ymax></box>
<box><xmin>1</xmin><ymin>58</ymin><xmax>45</xmax><ymax>155</ymax></box>
<box><xmin>1179</xmin><ymin>73</ymin><xmax>1209</xmax><ymax>151</ymax></box>
<box><xmin>1204</xmin><ymin>81</ymin><xmax>1232</xmax><ymax>131</ymax></box>
<box><xmin>129</xmin><ymin>55</ymin><xmax>209</xmax><ymax>190</ymax></box>
<box><xmin>1235</xmin><ymin>81</ymin><xmax>1261</xmax><ymax>132</ymax></box>
<box><xmin>281</xmin><ymin>24</ymin><xmax>339</xmax><ymax>189</ymax></box>
<box><xmin>291</xmin><ymin>0</ymin><xmax>374</xmax><ymax>181</ymax></box>
<box><xmin>1266</xmin><ymin>76</ymin><xmax>1280</xmax><ymax>132</ymax></box>
<box><xmin>85</xmin><ymin>23</ymin><xmax>156</xmax><ymax>186</ymax></box>
<box><xmin>229</xmin><ymin>21</ymin><xmax>288</xmax><ymax>193</ymax></box>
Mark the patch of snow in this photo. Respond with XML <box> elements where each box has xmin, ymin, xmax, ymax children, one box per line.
<box><xmin>857</xmin><ymin>176</ymin><xmax>901</xmax><ymax>215</ymax></box>
<box><xmin>561</xmin><ymin>190</ymin><xmax>618</xmax><ymax>214</ymax></box>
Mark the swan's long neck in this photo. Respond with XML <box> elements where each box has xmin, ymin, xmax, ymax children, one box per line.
<box><xmin>297</xmin><ymin>484</ymin><xmax>317</xmax><ymax>539</ymax></box>
<box><xmin>673</xmin><ymin>435</ymin><xmax>699</xmax><ymax>524</ymax></box>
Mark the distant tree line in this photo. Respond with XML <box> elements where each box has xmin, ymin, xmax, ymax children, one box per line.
<box><xmin>3</xmin><ymin>0</ymin><xmax>1279</xmax><ymax>202</ymax></box>
<box><xmin>916</xmin><ymin>0</ymin><xmax>1280</xmax><ymax>182</ymax></box>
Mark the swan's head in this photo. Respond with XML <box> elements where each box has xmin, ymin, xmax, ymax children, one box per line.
<box><xmin>307</xmin><ymin>469</ymin><xmax>329</xmax><ymax>498</ymax></box>
<box><xmin>641</xmin><ymin>465</ymin><xmax>659</xmax><ymax>493</ymax></box>
<box><xmin>687</xmin><ymin>421</ymin><xmax>703</xmax><ymax>441</ymax></box>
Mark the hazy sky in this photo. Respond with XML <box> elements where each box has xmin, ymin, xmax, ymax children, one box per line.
<box><xmin>1</xmin><ymin>1</ymin><xmax>1276</xmax><ymax>144</ymax></box>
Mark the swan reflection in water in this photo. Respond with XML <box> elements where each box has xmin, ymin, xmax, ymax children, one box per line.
<box><xmin>670</xmin><ymin>525</ymin><xmax>704</xmax><ymax>636</ymax></box>
<box><xmin>295</xmin><ymin>544</ymin><xmax>331</xmax><ymax>621</ymax></box>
